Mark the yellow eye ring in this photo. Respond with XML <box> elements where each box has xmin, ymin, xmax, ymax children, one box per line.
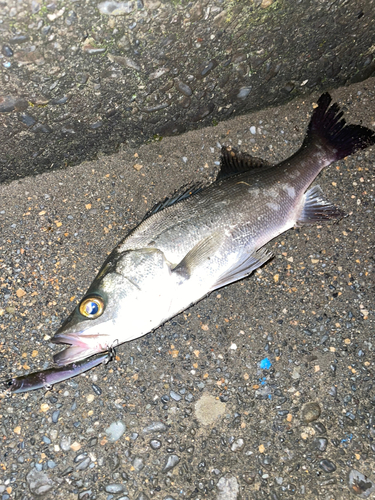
<box><xmin>79</xmin><ymin>296</ymin><xmax>105</xmax><ymax>319</ymax></box>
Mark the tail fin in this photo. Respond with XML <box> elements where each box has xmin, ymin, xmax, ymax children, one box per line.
<box><xmin>304</xmin><ymin>93</ymin><xmax>375</xmax><ymax>162</ymax></box>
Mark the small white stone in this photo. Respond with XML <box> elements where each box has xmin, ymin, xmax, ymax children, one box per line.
<box><xmin>86</xmin><ymin>394</ymin><xmax>95</xmax><ymax>403</ymax></box>
<box><xmin>250</xmin><ymin>126</ymin><xmax>256</xmax><ymax>134</ymax></box>
<box><xmin>98</xmin><ymin>1</ymin><xmax>134</xmax><ymax>15</ymax></box>
<box><xmin>217</xmin><ymin>476</ymin><xmax>239</xmax><ymax>500</ymax></box>
<box><xmin>230</xmin><ymin>343</ymin><xmax>237</xmax><ymax>350</ymax></box>
<box><xmin>105</xmin><ymin>421</ymin><xmax>126</xmax><ymax>442</ymax></box>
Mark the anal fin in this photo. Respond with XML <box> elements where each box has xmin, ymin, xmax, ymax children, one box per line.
<box><xmin>212</xmin><ymin>247</ymin><xmax>273</xmax><ymax>291</ymax></box>
<box><xmin>297</xmin><ymin>185</ymin><xmax>345</xmax><ymax>226</ymax></box>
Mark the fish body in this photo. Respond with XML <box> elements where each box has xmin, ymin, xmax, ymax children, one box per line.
<box><xmin>52</xmin><ymin>93</ymin><xmax>375</xmax><ymax>366</ymax></box>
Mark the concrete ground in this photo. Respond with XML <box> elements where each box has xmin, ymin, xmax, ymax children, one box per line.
<box><xmin>0</xmin><ymin>78</ymin><xmax>374</xmax><ymax>499</ymax></box>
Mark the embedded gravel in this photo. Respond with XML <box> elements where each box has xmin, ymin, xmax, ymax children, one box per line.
<box><xmin>0</xmin><ymin>79</ymin><xmax>374</xmax><ymax>499</ymax></box>
<box><xmin>1</xmin><ymin>0</ymin><xmax>375</xmax><ymax>182</ymax></box>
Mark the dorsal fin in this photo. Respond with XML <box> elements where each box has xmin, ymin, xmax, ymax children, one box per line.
<box><xmin>217</xmin><ymin>146</ymin><xmax>272</xmax><ymax>180</ymax></box>
<box><xmin>142</xmin><ymin>183</ymin><xmax>204</xmax><ymax>221</ymax></box>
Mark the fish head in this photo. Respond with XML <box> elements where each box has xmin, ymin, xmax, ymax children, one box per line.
<box><xmin>52</xmin><ymin>248</ymin><xmax>173</xmax><ymax>365</ymax></box>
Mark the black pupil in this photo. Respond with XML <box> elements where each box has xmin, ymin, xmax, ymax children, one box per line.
<box><xmin>86</xmin><ymin>301</ymin><xmax>99</xmax><ymax>315</ymax></box>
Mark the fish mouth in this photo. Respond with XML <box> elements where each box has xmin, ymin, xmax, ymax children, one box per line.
<box><xmin>52</xmin><ymin>329</ymin><xmax>110</xmax><ymax>346</ymax></box>
<box><xmin>51</xmin><ymin>331</ymin><xmax>91</xmax><ymax>348</ymax></box>
<box><xmin>53</xmin><ymin>345</ymin><xmax>105</xmax><ymax>366</ymax></box>
<box><xmin>52</xmin><ymin>328</ymin><xmax>112</xmax><ymax>366</ymax></box>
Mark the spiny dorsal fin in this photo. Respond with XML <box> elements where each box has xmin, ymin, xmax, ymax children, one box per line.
<box><xmin>142</xmin><ymin>183</ymin><xmax>204</xmax><ymax>221</ymax></box>
<box><xmin>217</xmin><ymin>146</ymin><xmax>272</xmax><ymax>180</ymax></box>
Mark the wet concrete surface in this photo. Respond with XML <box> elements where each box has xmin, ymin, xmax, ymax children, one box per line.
<box><xmin>0</xmin><ymin>78</ymin><xmax>374</xmax><ymax>499</ymax></box>
<box><xmin>1</xmin><ymin>0</ymin><xmax>375</xmax><ymax>182</ymax></box>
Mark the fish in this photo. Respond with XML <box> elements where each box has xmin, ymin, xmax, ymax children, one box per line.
<box><xmin>48</xmin><ymin>92</ymin><xmax>374</xmax><ymax>367</ymax></box>
<box><xmin>2</xmin><ymin>352</ymin><xmax>110</xmax><ymax>394</ymax></box>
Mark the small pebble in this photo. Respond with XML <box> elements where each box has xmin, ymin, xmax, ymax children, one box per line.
<box><xmin>75</xmin><ymin>457</ymin><xmax>91</xmax><ymax>471</ymax></box>
<box><xmin>105</xmin><ymin>483</ymin><xmax>127</xmax><ymax>494</ymax></box>
<box><xmin>52</xmin><ymin>410</ymin><xmax>60</xmax><ymax>424</ymax></box>
<box><xmin>216</xmin><ymin>476</ymin><xmax>239</xmax><ymax>500</ymax></box>
<box><xmin>231</xmin><ymin>438</ymin><xmax>244</xmax><ymax>452</ymax></box>
<box><xmin>142</xmin><ymin>421</ymin><xmax>167</xmax><ymax>434</ymax></box>
<box><xmin>132</xmin><ymin>456</ymin><xmax>144</xmax><ymax>472</ymax></box>
<box><xmin>26</xmin><ymin>469</ymin><xmax>54</xmax><ymax>495</ymax></box>
<box><xmin>105</xmin><ymin>421</ymin><xmax>126</xmax><ymax>442</ymax></box>
<box><xmin>170</xmin><ymin>390</ymin><xmax>181</xmax><ymax>401</ymax></box>
<box><xmin>92</xmin><ymin>383</ymin><xmax>102</xmax><ymax>395</ymax></box>
<box><xmin>313</xmin><ymin>422</ymin><xmax>327</xmax><ymax>434</ymax></box>
<box><xmin>348</xmin><ymin>469</ymin><xmax>375</xmax><ymax>497</ymax></box>
<box><xmin>79</xmin><ymin>491</ymin><xmax>93</xmax><ymax>500</ymax></box>
<box><xmin>175</xmin><ymin>81</ymin><xmax>192</xmax><ymax>97</ymax></box>
<box><xmin>135</xmin><ymin>493</ymin><xmax>149</xmax><ymax>500</ymax></box>
<box><xmin>162</xmin><ymin>454</ymin><xmax>180</xmax><ymax>472</ymax></box>
<box><xmin>319</xmin><ymin>459</ymin><xmax>336</xmax><ymax>473</ymax></box>
<box><xmin>98</xmin><ymin>1</ymin><xmax>134</xmax><ymax>15</ymax></box>
<box><xmin>313</xmin><ymin>437</ymin><xmax>328</xmax><ymax>452</ymax></box>
<box><xmin>60</xmin><ymin>435</ymin><xmax>71</xmax><ymax>451</ymax></box>
<box><xmin>2</xmin><ymin>45</ymin><xmax>14</xmax><ymax>57</ymax></box>
<box><xmin>184</xmin><ymin>392</ymin><xmax>194</xmax><ymax>402</ymax></box>
<box><xmin>237</xmin><ymin>87</ymin><xmax>251</xmax><ymax>99</ymax></box>
<box><xmin>301</xmin><ymin>402</ymin><xmax>321</xmax><ymax>423</ymax></box>
<box><xmin>50</xmin><ymin>96</ymin><xmax>68</xmax><ymax>105</ymax></box>
<box><xmin>150</xmin><ymin>439</ymin><xmax>161</xmax><ymax>450</ymax></box>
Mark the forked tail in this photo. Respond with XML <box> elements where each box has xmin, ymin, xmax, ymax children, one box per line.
<box><xmin>304</xmin><ymin>93</ymin><xmax>375</xmax><ymax>162</ymax></box>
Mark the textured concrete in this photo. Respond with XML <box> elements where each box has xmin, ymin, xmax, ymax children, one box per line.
<box><xmin>0</xmin><ymin>78</ymin><xmax>374</xmax><ymax>499</ymax></box>
<box><xmin>1</xmin><ymin>0</ymin><xmax>375</xmax><ymax>182</ymax></box>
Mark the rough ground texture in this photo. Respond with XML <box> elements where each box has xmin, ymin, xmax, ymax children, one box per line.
<box><xmin>1</xmin><ymin>0</ymin><xmax>375</xmax><ymax>182</ymax></box>
<box><xmin>0</xmin><ymin>79</ymin><xmax>375</xmax><ymax>499</ymax></box>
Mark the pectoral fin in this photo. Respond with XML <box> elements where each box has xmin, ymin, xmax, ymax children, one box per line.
<box><xmin>297</xmin><ymin>185</ymin><xmax>345</xmax><ymax>226</ymax></box>
<box><xmin>172</xmin><ymin>232</ymin><xmax>224</xmax><ymax>280</ymax></box>
<box><xmin>211</xmin><ymin>247</ymin><xmax>273</xmax><ymax>290</ymax></box>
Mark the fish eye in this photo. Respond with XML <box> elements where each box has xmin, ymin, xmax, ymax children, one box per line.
<box><xmin>79</xmin><ymin>296</ymin><xmax>105</xmax><ymax>319</ymax></box>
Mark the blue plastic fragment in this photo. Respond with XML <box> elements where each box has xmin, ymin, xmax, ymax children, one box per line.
<box><xmin>340</xmin><ymin>433</ymin><xmax>353</xmax><ymax>444</ymax></box>
<box><xmin>260</xmin><ymin>357</ymin><xmax>272</xmax><ymax>370</ymax></box>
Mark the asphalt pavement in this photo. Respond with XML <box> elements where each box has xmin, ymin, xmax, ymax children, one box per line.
<box><xmin>0</xmin><ymin>78</ymin><xmax>374</xmax><ymax>499</ymax></box>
